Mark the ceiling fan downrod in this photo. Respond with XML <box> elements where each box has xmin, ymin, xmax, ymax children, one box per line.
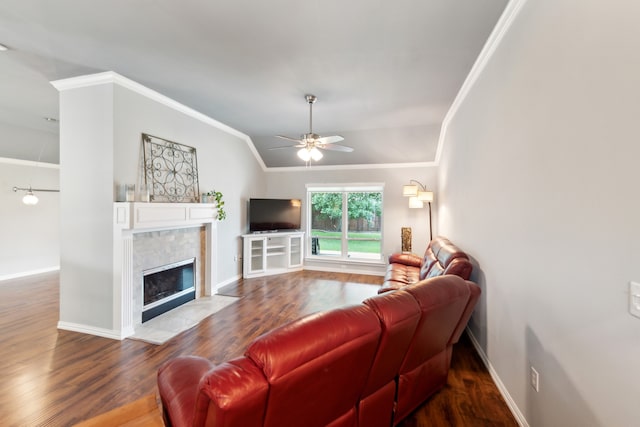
<box><xmin>306</xmin><ymin>94</ymin><xmax>316</xmax><ymax>137</ymax></box>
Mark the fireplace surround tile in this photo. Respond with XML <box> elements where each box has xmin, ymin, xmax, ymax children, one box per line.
<box><xmin>132</xmin><ymin>227</ymin><xmax>205</xmax><ymax>325</ymax></box>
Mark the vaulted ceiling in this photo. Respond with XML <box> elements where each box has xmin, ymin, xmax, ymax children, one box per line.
<box><xmin>0</xmin><ymin>0</ymin><xmax>508</xmax><ymax>168</ymax></box>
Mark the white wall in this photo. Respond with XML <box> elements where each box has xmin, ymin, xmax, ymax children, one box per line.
<box><xmin>265</xmin><ymin>166</ymin><xmax>437</xmax><ymax>274</ymax></box>
<box><xmin>0</xmin><ymin>122</ymin><xmax>59</xmax><ymax>164</ymax></box>
<box><xmin>0</xmin><ymin>159</ymin><xmax>59</xmax><ymax>279</ymax></box>
<box><xmin>438</xmin><ymin>1</ymin><xmax>640</xmax><ymax>425</ymax></box>
<box><xmin>57</xmin><ymin>74</ymin><xmax>264</xmax><ymax>333</ymax></box>
<box><xmin>59</xmin><ymin>83</ymin><xmax>115</xmax><ymax>329</ymax></box>
<box><xmin>112</xmin><ymin>85</ymin><xmax>264</xmax><ymax>280</ymax></box>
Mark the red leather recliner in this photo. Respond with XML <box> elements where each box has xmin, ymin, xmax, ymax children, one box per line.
<box><xmin>359</xmin><ymin>290</ymin><xmax>422</xmax><ymax>427</ymax></box>
<box><xmin>158</xmin><ymin>305</ymin><xmax>382</xmax><ymax>427</ymax></box>
<box><xmin>157</xmin><ymin>275</ymin><xmax>481</xmax><ymax>427</ymax></box>
<box><xmin>379</xmin><ymin>236</ymin><xmax>473</xmax><ymax>293</ymax></box>
<box><xmin>394</xmin><ymin>275</ymin><xmax>481</xmax><ymax>423</ymax></box>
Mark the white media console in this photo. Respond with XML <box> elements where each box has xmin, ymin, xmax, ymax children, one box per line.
<box><xmin>241</xmin><ymin>231</ymin><xmax>304</xmax><ymax>278</ymax></box>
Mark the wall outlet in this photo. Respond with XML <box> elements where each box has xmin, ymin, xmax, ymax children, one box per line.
<box><xmin>530</xmin><ymin>366</ymin><xmax>540</xmax><ymax>392</ymax></box>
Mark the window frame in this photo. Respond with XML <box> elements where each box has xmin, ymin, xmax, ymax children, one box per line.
<box><xmin>305</xmin><ymin>183</ymin><xmax>384</xmax><ymax>263</ymax></box>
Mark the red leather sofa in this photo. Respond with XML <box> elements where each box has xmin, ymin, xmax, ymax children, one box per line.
<box><xmin>379</xmin><ymin>236</ymin><xmax>473</xmax><ymax>294</ymax></box>
<box><xmin>157</xmin><ymin>275</ymin><xmax>481</xmax><ymax>427</ymax></box>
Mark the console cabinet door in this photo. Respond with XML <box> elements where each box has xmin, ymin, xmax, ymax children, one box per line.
<box><xmin>288</xmin><ymin>234</ymin><xmax>303</xmax><ymax>268</ymax></box>
<box><xmin>244</xmin><ymin>236</ymin><xmax>266</xmax><ymax>276</ymax></box>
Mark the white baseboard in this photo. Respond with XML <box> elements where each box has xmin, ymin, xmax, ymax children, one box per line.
<box><xmin>57</xmin><ymin>321</ymin><xmax>134</xmax><ymax>341</ymax></box>
<box><xmin>0</xmin><ymin>266</ymin><xmax>60</xmax><ymax>282</ymax></box>
<box><xmin>214</xmin><ymin>274</ymin><xmax>242</xmax><ymax>293</ymax></box>
<box><xmin>465</xmin><ymin>328</ymin><xmax>529</xmax><ymax>427</ymax></box>
<box><xmin>303</xmin><ymin>264</ymin><xmax>386</xmax><ymax>277</ymax></box>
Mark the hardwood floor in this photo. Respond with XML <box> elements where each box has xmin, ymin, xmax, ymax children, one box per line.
<box><xmin>0</xmin><ymin>270</ymin><xmax>517</xmax><ymax>426</ymax></box>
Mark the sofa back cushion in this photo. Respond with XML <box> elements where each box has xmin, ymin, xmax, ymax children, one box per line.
<box><xmin>360</xmin><ymin>290</ymin><xmax>421</xmax><ymax>427</ymax></box>
<box><xmin>420</xmin><ymin>236</ymin><xmax>472</xmax><ymax>280</ymax></box>
<box><xmin>245</xmin><ymin>305</ymin><xmax>381</xmax><ymax>427</ymax></box>
<box><xmin>401</xmin><ymin>276</ymin><xmax>473</xmax><ymax>368</ymax></box>
<box><xmin>395</xmin><ymin>275</ymin><xmax>475</xmax><ymax>421</ymax></box>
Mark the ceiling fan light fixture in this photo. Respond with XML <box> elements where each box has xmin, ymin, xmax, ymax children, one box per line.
<box><xmin>297</xmin><ymin>148</ymin><xmax>312</xmax><ymax>162</ymax></box>
<box><xmin>273</xmin><ymin>94</ymin><xmax>351</xmax><ymax>164</ymax></box>
<box><xmin>309</xmin><ymin>147</ymin><xmax>323</xmax><ymax>161</ymax></box>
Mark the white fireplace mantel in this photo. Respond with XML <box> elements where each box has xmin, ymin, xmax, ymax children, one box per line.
<box><xmin>114</xmin><ymin>202</ymin><xmax>219</xmax><ymax>231</ymax></box>
<box><xmin>113</xmin><ymin>202</ymin><xmax>218</xmax><ymax>339</ymax></box>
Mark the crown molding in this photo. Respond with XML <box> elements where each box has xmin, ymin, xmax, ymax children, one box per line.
<box><xmin>51</xmin><ymin>71</ymin><xmax>268</xmax><ymax>171</ymax></box>
<box><xmin>435</xmin><ymin>0</ymin><xmax>528</xmax><ymax>164</ymax></box>
<box><xmin>265</xmin><ymin>161</ymin><xmax>437</xmax><ymax>173</ymax></box>
<box><xmin>49</xmin><ymin>72</ymin><xmax>427</xmax><ymax>173</ymax></box>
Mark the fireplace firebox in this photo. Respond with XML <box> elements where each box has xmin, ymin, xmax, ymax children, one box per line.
<box><xmin>142</xmin><ymin>258</ymin><xmax>196</xmax><ymax>322</ymax></box>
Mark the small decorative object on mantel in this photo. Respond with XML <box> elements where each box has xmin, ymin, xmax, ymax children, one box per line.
<box><xmin>401</xmin><ymin>227</ymin><xmax>412</xmax><ymax>253</ymax></box>
<box><xmin>203</xmin><ymin>190</ymin><xmax>226</xmax><ymax>220</ymax></box>
<box><xmin>142</xmin><ymin>133</ymin><xmax>199</xmax><ymax>203</ymax></box>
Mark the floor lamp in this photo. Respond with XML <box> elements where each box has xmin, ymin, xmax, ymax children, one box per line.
<box><xmin>403</xmin><ymin>180</ymin><xmax>433</xmax><ymax>242</ymax></box>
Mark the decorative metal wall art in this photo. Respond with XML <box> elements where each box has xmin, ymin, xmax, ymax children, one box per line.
<box><xmin>142</xmin><ymin>134</ymin><xmax>200</xmax><ymax>202</ymax></box>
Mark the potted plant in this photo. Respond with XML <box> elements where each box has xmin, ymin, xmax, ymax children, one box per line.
<box><xmin>203</xmin><ymin>190</ymin><xmax>226</xmax><ymax>220</ymax></box>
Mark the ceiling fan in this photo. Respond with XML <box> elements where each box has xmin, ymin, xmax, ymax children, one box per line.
<box><xmin>272</xmin><ymin>94</ymin><xmax>353</xmax><ymax>162</ymax></box>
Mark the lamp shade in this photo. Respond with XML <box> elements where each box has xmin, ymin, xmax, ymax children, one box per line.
<box><xmin>408</xmin><ymin>196</ymin><xmax>423</xmax><ymax>209</ymax></box>
<box><xmin>402</xmin><ymin>185</ymin><xmax>418</xmax><ymax>197</ymax></box>
<box><xmin>417</xmin><ymin>191</ymin><xmax>433</xmax><ymax>202</ymax></box>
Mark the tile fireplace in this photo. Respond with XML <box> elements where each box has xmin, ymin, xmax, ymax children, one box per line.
<box><xmin>113</xmin><ymin>202</ymin><xmax>218</xmax><ymax>339</ymax></box>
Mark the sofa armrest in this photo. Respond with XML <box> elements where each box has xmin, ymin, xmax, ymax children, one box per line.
<box><xmin>194</xmin><ymin>357</ymin><xmax>269</xmax><ymax>427</ymax></box>
<box><xmin>388</xmin><ymin>252</ymin><xmax>423</xmax><ymax>268</ymax></box>
<box><xmin>449</xmin><ymin>281</ymin><xmax>481</xmax><ymax>344</ymax></box>
<box><xmin>158</xmin><ymin>355</ymin><xmax>216</xmax><ymax>427</ymax></box>
<box><xmin>158</xmin><ymin>356</ymin><xmax>268</xmax><ymax>427</ymax></box>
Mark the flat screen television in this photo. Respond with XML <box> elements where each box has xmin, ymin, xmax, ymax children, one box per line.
<box><xmin>249</xmin><ymin>198</ymin><xmax>302</xmax><ymax>233</ymax></box>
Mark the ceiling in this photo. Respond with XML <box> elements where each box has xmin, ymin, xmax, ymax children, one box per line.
<box><xmin>0</xmin><ymin>0</ymin><xmax>508</xmax><ymax>168</ymax></box>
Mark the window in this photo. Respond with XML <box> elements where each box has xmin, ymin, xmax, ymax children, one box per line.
<box><xmin>307</xmin><ymin>185</ymin><xmax>383</xmax><ymax>262</ymax></box>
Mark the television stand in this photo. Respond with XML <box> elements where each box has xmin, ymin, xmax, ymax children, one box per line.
<box><xmin>242</xmin><ymin>231</ymin><xmax>304</xmax><ymax>278</ymax></box>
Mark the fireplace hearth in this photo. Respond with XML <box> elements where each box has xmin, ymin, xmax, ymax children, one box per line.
<box><xmin>142</xmin><ymin>258</ymin><xmax>196</xmax><ymax>322</ymax></box>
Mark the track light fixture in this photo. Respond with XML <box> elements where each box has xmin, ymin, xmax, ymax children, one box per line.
<box><xmin>13</xmin><ymin>186</ymin><xmax>60</xmax><ymax>205</ymax></box>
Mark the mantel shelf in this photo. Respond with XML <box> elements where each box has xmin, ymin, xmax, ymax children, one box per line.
<box><xmin>114</xmin><ymin>202</ymin><xmax>218</xmax><ymax>231</ymax></box>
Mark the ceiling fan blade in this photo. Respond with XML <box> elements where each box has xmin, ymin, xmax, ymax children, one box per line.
<box><xmin>275</xmin><ymin>135</ymin><xmax>303</xmax><ymax>143</ymax></box>
<box><xmin>268</xmin><ymin>144</ymin><xmax>306</xmax><ymax>150</ymax></box>
<box><xmin>315</xmin><ymin>135</ymin><xmax>344</xmax><ymax>145</ymax></box>
<box><xmin>318</xmin><ymin>143</ymin><xmax>353</xmax><ymax>152</ymax></box>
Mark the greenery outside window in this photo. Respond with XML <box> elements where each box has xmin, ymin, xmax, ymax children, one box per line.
<box><xmin>307</xmin><ymin>184</ymin><xmax>383</xmax><ymax>262</ymax></box>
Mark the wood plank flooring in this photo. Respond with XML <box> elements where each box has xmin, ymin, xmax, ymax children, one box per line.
<box><xmin>0</xmin><ymin>270</ymin><xmax>517</xmax><ymax>426</ymax></box>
